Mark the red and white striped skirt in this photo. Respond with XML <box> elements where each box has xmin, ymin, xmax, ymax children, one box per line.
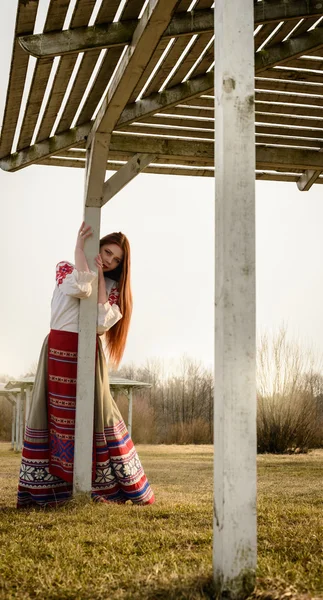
<box><xmin>17</xmin><ymin>330</ymin><xmax>155</xmax><ymax>508</ymax></box>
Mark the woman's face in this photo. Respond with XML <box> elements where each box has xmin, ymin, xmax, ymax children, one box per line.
<box><xmin>100</xmin><ymin>243</ymin><xmax>123</xmax><ymax>272</ymax></box>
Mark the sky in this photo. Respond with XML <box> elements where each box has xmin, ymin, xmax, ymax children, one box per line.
<box><xmin>1</xmin><ymin>1</ymin><xmax>323</xmax><ymax>378</ymax></box>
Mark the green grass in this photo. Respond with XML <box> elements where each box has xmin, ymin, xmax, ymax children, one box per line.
<box><xmin>0</xmin><ymin>443</ymin><xmax>322</xmax><ymax>599</ymax></box>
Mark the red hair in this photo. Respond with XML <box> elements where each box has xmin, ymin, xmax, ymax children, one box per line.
<box><xmin>100</xmin><ymin>232</ymin><xmax>132</xmax><ymax>367</ymax></box>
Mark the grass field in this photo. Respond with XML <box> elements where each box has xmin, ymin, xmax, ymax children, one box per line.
<box><xmin>0</xmin><ymin>442</ymin><xmax>322</xmax><ymax>600</ymax></box>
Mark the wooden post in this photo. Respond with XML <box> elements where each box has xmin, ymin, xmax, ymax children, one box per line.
<box><xmin>127</xmin><ymin>388</ymin><xmax>133</xmax><ymax>438</ymax></box>
<box><xmin>19</xmin><ymin>389</ymin><xmax>25</xmax><ymax>450</ymax></box>
<box><xmin>25</xmin><ymin>386</ymin><xmax>32</xmax><ymax>425</ymax></box>
<box><xmin>15</xmin><ymin>393</ymin><xmax>21</xmax><ymax>452</ymax></box>
<box><xmin>11</xmin><ymin>402</ymin><xmax>16</xmax><ymax>450</ymax></box>
<box><xmin>214</xmin><ymin>1</ymin><xmax>257</xmax><ymax>598</ymax></box>
<box><xmin>73</xmin><ymin>133</ymin><xmax>109</xmax><ymax>495</ymax></box>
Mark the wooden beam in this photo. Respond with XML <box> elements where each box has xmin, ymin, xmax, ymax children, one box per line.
<box><xmin>256</xmin><ymin>145</ymin><xmax>323</xmax><ymax>171</ymax></box>
<box><xmin>297</xmin><ymin>149</ymin><xmax>323</xmax><ymax>190</ymax></box>
<box><xmin>297</xmin><ymin>168</ymin><xmax>322</xmax><ymax>191</ymax></box>
<box><xmin>254</xmin><ymin>0</ymin><xmax>323</xmax><ymax>24</ymax></box>
<box><xmin>255</xmin><ymin>28</ymin><xmax>323</xmax><ymax>74</ymax></box>
<box><xmin>0</xmin><ymin>123</ymin><xmax>91</xmax><ymax>172</ymax></box>
<box><xmin>89</xmin><ymin>0</ymin><xmax>181</xmax><ymax>140</ymax></box>
<box><xmin>102</xmin><ymin>153</ymin><xmax>156</xmax><ymax>205</ymax></box>
<box><xmin>18</xmin><ymin>2</ymin><xmax>323</xmax><ymax>58</ymax></box>
<box><xmin>116</xmin><ymin>73</ymin><xmax>214</xmax><ymax>128</ymax></box>
<box><xmin>215</xmin><ymin>0</ymin><xmax>256</xmax><ymax>596</ymax></box>
<box><xmin>5</xmin><ymin>122</ymin><xmax>323</xmax><ymax>173</ymax></box>
<box><xmin>109</xmin><ymin>135</ymin><xmax>214</xmax><ymax>160</ymax></box>
<box><xmin>19</xmin><ymin>10</ymin><xmax>214</xmax><ymax>58</ymax></box>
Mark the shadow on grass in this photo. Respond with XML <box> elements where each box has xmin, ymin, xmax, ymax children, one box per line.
<box><xmin>133</xmin><ymin>574</ymin><xmax>215</xmax><ymax>600</ymax></box>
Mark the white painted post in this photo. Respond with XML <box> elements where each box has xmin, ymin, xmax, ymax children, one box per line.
<box><xmin>214</xmin><ymin>0</ymin><xmax>257</xmax><ymax>598</ymax></box>
<box><xmin>25</xmin><ymin>386</ymin><xmax>32</xmax><ymax>426</ymax></box>
<box><xmin>73</xmin><ymin>133</ymin><xmax>109</xmax><ymax>495</ymax></box>
<box><xmin>11</xmin><ymin>402</ymin><xmax>16</xmax><ymax>450</ymax></box>
<box><xmin>127</xmin><ymin>388</ymin><xmax>133</xmax><ymax>438</ymax></box>
<box><xmin>19</xmin><ymin>389</ymin><xmax>25</xmax><ymax>451</ymax></box>
<box><xmin>15</xmin><ymin>393</ymin><xmax>21</xmax><ymax>452</ymax></box>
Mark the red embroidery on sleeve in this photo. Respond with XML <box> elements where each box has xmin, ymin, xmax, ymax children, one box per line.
<box><xmin>108</xmin><ymin>286</ymin><xmax>120</xmax><ymax>306</ymax></box>
<box><xmin>56</xmin><ymin>262</ymin><xmax>74</xmax><ymax>286</ymax></box>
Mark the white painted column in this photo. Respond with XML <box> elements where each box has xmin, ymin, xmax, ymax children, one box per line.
<box><xmin>19</xmin><ymin>389</ymin><xmax>25</xmax><ymax>450</ymax></box>
<box><xmin>214</xmin><ymin>1</ymin><xmax>257</xmax><ymax>598</ymax></box>
<box><xmin>127</xmin><ymin>388</ymin><xmax>133</xmax><ymax>438</ymax></box>
<box><xmin>73</xmin><ymin>133</ymin><xmax>109</xmax><ymax>495</ymax></box>
<box><xmin>11</xmin><ymin>402</ymin><xmax>16</xmax><ymax>450</ymax></box>
<box><xmin>15</xmin><ymin>393</ymin><xmax>21</xmax><ymax>452</ymax></box>
<box><xmin>25</xmin><ymin>386</ymin><xmax>32</xmax><ymax>426</ymax></box>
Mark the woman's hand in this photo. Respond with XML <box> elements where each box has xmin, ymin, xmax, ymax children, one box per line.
<box><xmin>76</xmin><ymin>221</ymin><xmax>92</xmax><ymax>251</ymax></box>
<box><xmin>94</xmin><ymin>254</ymin><xmax>104</xmax><ymax>279</ymax></box>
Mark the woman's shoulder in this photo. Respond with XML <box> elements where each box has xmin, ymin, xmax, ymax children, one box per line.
<box><xmin>56</xmin><ymin>261</ymin><xmax>74</xmax><ymax>285</ymax></box>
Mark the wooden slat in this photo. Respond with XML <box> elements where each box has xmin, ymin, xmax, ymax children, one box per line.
<box><xmin>255</xmin><ymin>77</ymin><xmax>323</xmax><ymax>96</ymax></box>
<box><xmin>258</xmin><ymin>67</ymin><xmax>323</xmax><ymax>85</ymax></box>
<box><xmin>284</xmin><ymin>57</ymin><xmax>323</xmax><ymax>71</ymax></box>
<box><xmin>139</xmin><ymin>114</ymin><xmax>214</xmax><ymax>129</ymax></box>
<box><xmin>162</xmin><ymin>105</ymin><xmax>213</xmax><ymax>117</ymax></box>
<box><xmin>164</xmin><ymin>32</ymin><xmax>213</xmax><ymax>88</ymax></box>
<box><xmin>17</xmin><ymin>1</ymin><xmax>71</xmax><ymax>150</ymax></box>
<box><xmin>143</xmin><ymin>36</ymin><xmax>194</xmax><ymax>96</ymax></box>
<box><xmin>194</xmin><ymin>0</ymin><xmax>214</xmax><ymax>8</ymax></box>
<box><xmin>35</xmin><ymin>0</ymin><xmax>99</xmax><ymax>142</ymax></box>
<box><xmin>127</xmin><ymin>39</ymin><xmax>170</xmax><ymax>103</ymax></box>
<box><xmin>256</xmin><ymin>91</ymin><xmax>323</xmax><ymax>108</ymax></box>
<box><xmin>35</xmin><ymin>56</ymin><xmax>77</xmax><ymax>142</ymax></box>
<box><xmin>176</xmin><ymin>0</ymin><xmax>195</xmax><ymax>12</ymax></box>
<box><xmin>55</xmin><ymin>0</ymin><xmax>122</xmax><ymax>135</ymax></box>
<box><xmin>55</xmin><ymin>50</ymin><xmax>101</xmax><ymax>134</ymax></box>
<box><xmin>75</xmin><ymin>47</ymin><xmax>124</xmax><ymax>125</ymax></box>
<box><xmin>255</xmin><ymin>111</ymin><xmax>323</xmax><ymax>130</ymax></box>
<box><xmin>265</xmin><ymin>20</ymin><xmax>300</xmax><ymax>47</ymax></box>
<box><xmin>256</xmin><ymin>124</ymin><xmax>323</xmax><ymax>140</ymax></box>
<box><xmin>69</xmin><ymin>0</ymin><xmax>97</xmax><ymax>27</ymax></box>
<box><xmin>0</xmin><ymin>1</ymin><xmax>39</xmax><ymax>158</ymax></box>
<box><xmin>289</xmin><ymin>16</ymin><xmax>320</xmax><ymax>37</ymax></box>
<box><xmin>181</xmin><ymin>96</ymin><xmax>214</xmax><ymax>107</ymax></box>
<box><xmin>122</xmin><ymin>123</ymin><xmax>215</xmax><ymax>139</ymax></box>
<box><xmin>255</xmin><ymin>101</ymin><xmax>323</xmax><ymax>119</ymax></box>
<box><xmin>254</xmin><ymin>23</ymin><xmax>278</xmax><ymax>50</ymax></box>
<box><xmin>96</xmin><ymin>0</ymin><xmax>121</xmax><ymax>24</ymax></box>
<box><xmin>188</xmin><ymin>40</ymin><xmax>213</xmax><ymax>77</ymax></box>
<box><xmin>121</xmin><ymin>0</ymin><xmax>147</xmax><ymax>20</ymax></box>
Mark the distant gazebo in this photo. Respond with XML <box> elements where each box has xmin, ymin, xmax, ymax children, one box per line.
<box><xmin>1</xmin><ymin>376</ymin><xmax>151</xmax><ymax>452</ymax></box>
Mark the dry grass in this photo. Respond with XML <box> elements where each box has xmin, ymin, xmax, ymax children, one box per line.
<box><xmin>0</xmin><ymin>443</ymin><xmax>322</xmax><ymax>600</ymax></box>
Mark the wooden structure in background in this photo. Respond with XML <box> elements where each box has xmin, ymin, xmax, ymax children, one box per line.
<box><xmin>2</xmin><ymin>0</ymin><xmax>323</xmax><ymax>596</ymax></box>
<box><xmin>1</xmin><ymin>376</ymin><xmax>150</xmax><ymax>450</ymax></box>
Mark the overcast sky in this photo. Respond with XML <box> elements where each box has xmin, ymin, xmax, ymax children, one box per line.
<box><xmin>1</xmin><ymin>1</ymin><xmax>323</xmax><ymax>378</ymax></box>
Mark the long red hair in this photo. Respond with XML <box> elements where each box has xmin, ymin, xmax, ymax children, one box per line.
<box><xmin>100</xmin><ymin>232</ymin><xmax>132</xmax><ymax>367</ymax></box>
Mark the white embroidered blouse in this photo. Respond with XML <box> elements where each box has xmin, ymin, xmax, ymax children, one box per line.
<box><xmin>50</xmin><ymin>261</ymin><xmax>122</xmax><ymax>336</ymax></box>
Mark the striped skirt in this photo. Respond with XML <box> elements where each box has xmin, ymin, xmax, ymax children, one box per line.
<box><xmin>17</xmin><ymin>330</ymin><xmax>155</xmax><ymax>508</ymax></box>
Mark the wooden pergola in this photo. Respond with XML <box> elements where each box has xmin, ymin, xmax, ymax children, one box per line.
<box><xmin>2</xmin><ymin>0</ymin><xmax>323</xmax><ymax>597</ymax></box>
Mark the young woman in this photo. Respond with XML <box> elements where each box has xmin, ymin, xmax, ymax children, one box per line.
<box><xmin>17</xmin><ymin>223</ymin><xmax>155</xmax><ymax>507</ymax></box>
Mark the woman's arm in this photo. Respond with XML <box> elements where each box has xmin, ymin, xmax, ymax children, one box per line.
<box><xmin>95</xmin><ymin>254</ymin><xmax>108</xmax><ymax>304</ymax></box>
<box><xmin>74</xmin><ymin>222</ymin><xmax>92</xmax><ymax>272</ymax></box>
